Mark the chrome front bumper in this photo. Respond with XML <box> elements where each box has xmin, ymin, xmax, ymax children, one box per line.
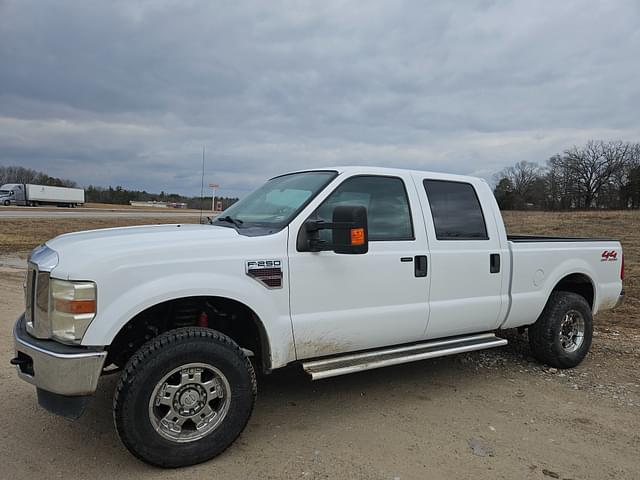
<box><xmin>12</xmin><ymin>314</ymin><xmax>106</xmax><ymax>396</ymax></box>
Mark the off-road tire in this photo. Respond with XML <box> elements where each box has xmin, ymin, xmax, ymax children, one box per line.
<box><xmin>113</xmin><ymin>327</ymin><xmax>257</xmax><ymax>468</ymax></box>
<box><xmin>528</xmin><ymin>291</ymin><xmax>593</xmax><ymax>369</ymax></box>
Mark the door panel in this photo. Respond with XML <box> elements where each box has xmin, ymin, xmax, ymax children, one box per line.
<box><xmin>288</xmin><ymin>174</ymin><xmax>431</xmax><ymax>360</ymax></box>
<box><xmin>414</xmin><ymin>175</ymin><xmax>504</xmax><ymax>338</ymax></box>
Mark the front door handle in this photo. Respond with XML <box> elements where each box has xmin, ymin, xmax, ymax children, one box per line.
<box><xmin>490</xmin><ymin>253</ymin><xmax>501</xmax><ymax>273</ymax></box>
<box><xmin>415</xmin><ymin>255</ymin><xmax>428</xmax><ymax>277</ymax></box>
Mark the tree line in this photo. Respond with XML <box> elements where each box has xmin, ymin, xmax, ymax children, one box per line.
<box><xmin>0</xmin><ymin>165</ymin><xmax>238</xmax><ymax>210</ymax></box>
<box><xmin>85</xmin><ymin>185</ymin><xmax>238</xmax><ymax>210</ymax></box>
<box><xmin>8</xmin><ymin>139</ymin><xmax>639</xmax><ymax>212</ymax></box>
<box><xmin>494</xmin><ymin>140</ymin><xmax>640</xmax><ymax>210</ymax></box>
<box><xmin>0</xmin><ymin>165</ymin><xmax>78</xmax><ymax>188</ymax></box>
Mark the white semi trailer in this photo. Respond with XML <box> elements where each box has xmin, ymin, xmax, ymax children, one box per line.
<box><xmin>0</xmin><ymin>183</ymin><xmax>85</xmax><ymax>207</ymax></box>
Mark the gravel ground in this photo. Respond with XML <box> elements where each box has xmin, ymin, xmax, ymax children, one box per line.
<box><xmin>1</xmin><ymin>258</ymin><xmax>639</xmax><ymax>480</ymax></box>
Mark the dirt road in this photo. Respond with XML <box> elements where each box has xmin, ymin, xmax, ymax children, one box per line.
<box><xmin>2</xmin><ymin>260</ymin><xmax>638</xmax><ymax>480</ymax></box>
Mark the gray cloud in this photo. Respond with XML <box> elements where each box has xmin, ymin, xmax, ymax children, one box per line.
<box><xmin>1</xmin><ymin>0</ymin><xmax>639</xmax><ymax>197</ymax></box>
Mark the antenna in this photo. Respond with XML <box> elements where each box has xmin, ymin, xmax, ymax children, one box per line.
<box><xmin>199</xmin><ymin>145</ymin><xmax>205</xmax><ymax>224</ymax></box>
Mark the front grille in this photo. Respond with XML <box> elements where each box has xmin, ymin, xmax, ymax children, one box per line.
<box><xmin>24</xmin><ymin>263</ymin><xmax>36</xmax><ymax>326</ymax></box>
<box><xmin>24</xmin><ymin>262</ymin><xmax>51</xmax><ymax>338</ymax></box>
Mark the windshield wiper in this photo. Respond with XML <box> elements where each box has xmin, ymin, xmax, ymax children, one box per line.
<box><xmin>216</xmin><ymin>215</ymin><xmax>244</xmax><ymax>227</ymax></box>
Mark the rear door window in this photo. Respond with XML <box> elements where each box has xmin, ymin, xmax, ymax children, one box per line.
<box><xmin>423</xmin><ymin>180</ymin><xmax>488</xmax><ymax>240</ymax></box>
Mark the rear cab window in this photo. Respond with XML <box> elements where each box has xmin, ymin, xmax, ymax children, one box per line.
<box><xmin>423</xmin><ymin>180</ymin><xmax>488</xmax><ymax>240</ymax></box>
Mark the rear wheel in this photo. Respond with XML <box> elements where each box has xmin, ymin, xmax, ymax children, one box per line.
<box><xmin>114</xmin><ymin>327</ymin><xmax>257</xmax><ymax>467</ymax></box>
<box><xmin>528</xmin><ymin>291</ymin><xmax>593</xmax><ymax>368</ymax></box>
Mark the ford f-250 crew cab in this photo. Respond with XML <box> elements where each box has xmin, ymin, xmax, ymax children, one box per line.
<box><xmin>12</xmin><ymin>166</ymin><xmax>624</xmax><ymax>467</ymax></box>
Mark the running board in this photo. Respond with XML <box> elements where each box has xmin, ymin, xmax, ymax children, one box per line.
<box><xmin>302</xmin><ymin>333</ymin><xmax>507</xmax><ymax>380</ymax></box>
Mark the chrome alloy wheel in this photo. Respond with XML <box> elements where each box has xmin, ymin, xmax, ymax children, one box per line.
<box><xmin>148</xmin><ymin>362</ymin><xmax>231</xmax><ymax>443</ymax></box>
<box><xmin>559</xmin><ymin>310</ymin><xmax>585</xmax><ymax>353</ymax></box>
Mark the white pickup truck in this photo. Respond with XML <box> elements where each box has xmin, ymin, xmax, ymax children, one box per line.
<box><xmin>13</xmin><ymin>166</ymin><xmax>624</xmax><ymax>467</ymax></box>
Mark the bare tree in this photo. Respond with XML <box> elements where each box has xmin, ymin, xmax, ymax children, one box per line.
<box><xmin>624</xmin><ymin>144</ymin><xmax>640</xmax><ymax>208</ymax></box>
<box><xmin>544</xmin><ymin>155</ymin><xmax>573</xmax><ymax>210</ymax></box>
<box><xmin>560</xmin><ymin>140</ymin><xmax>625</xmax><ymax>208</ymax></box>
<box><xmin>0</xmin><ymin>166</ymin><xmax>76</xmax><ymax>187</ymax></box>
<box><xmin>494</xmin><ymin>161</ymin><xmax>544</xmax><ymax>208</ymax></box>
<box><xmin>600</xmin><ymin>141</ymin><xmax>631</xmax><ymax>207</ymax></box>
<box><xmin>0</xmin><ymin>166</ymin><xmax>40</xmax><ymax>185</ymax></box>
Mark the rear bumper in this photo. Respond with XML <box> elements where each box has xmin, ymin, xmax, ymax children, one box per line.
<box><xmin>12</xmin><ymin>314</ymin><xmax>107</xmax><ymax>396</ymax></box>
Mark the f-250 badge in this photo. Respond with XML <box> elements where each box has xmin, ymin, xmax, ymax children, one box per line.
<box><xmin>246</xmin><ymin>260</ymin><xmax>283</xmax><ymax>288</ymax></box>
<box><xmin>246</xmin><ymin>260</ymin><xmax>282</xmax><ymax>269</ymax></box>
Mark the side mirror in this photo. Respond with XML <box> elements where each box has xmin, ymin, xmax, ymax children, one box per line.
<box><xmin>302</xmin><ymin>205</ymin><xmax>368</xmax><ymax>254</ymax></box>
<box><xmin>331</xmin><ymin>205</ymin><xmax>368</xmax><ymax>254</ymax></box>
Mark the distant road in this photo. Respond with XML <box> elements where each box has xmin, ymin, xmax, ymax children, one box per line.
<box><xmin>0</xmin><ymin>208</ymin><xmax>205</xmax><ymax>219</ymax></box>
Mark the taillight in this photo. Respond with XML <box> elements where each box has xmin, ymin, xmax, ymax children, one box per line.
<box><xmin>621</xmin><ymin>252</ymin><xmax>624</xmax><ymax>281</ymax></box>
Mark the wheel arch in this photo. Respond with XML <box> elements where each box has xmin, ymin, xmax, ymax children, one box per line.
<box><xmin>104</xmin><ymin>294</ymin><xmax>274</xmax><ymax>374</ymax></box>
<box><xmin>549</xmin><ymin>272</ymin><xmax>595</xmax><ymax>311</ymax></box>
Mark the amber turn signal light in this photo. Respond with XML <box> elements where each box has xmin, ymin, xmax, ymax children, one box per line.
<box><xmin>55</xmin><ymin>299</ymin><xmax>96</xmax><ymax>315</ymax></box>
<box><xmin>350</xmin><ymin>228</ymin><xmax>365</xmax><ymax>246</ymax></box>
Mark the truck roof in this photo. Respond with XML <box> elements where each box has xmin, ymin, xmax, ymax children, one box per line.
<box><xmin>278</xmin><ymin>166</ymin><xmax>487</xmax><ymax>185</ymax></box>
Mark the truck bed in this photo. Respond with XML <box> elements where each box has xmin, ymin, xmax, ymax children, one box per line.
<box><xmin>503</xmin><ymin>235</ymin><xmax>623</xmax><ymax>329</ymax></box>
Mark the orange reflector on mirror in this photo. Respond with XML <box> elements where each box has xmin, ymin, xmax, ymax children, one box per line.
<box><xmin>55</xmin><ymin>299</ymin><xmax>96</xmax><ymax>315</ymax></box>
<box><xmin>351</xmin><ymin>228</ymin><xmax>365</xmax><ymax>245</ymax></box>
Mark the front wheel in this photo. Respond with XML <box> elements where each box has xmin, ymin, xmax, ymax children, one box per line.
<box><xmin>528</xmin><ymin>291</ymin><xmax>593</xmax><ymax>369</ymax></box>
<box><xmin>113</xmin><ymin>327</ymin><xmax>257</xmax><ymax>467</ymax></box>
<box><xmin>3</xmin><ymin>200</ymin><xmax>9</xmax><ymax>206</ymax></box>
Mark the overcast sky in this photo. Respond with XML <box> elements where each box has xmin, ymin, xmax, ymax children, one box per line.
<box><xmin>1</xmin><ymin>1</ymin><xmax>639</xmax><ymax>197</ymax></box>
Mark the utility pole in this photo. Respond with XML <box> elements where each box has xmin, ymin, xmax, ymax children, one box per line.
<box><xmin>199</xmin><ymin>146</ymin><xmax>206</xmax><ymax>224</ymax></box>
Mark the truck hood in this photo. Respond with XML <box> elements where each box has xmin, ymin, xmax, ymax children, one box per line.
<box><xmin>45</xmin><ymin>223</ymin><xmax>241</xmax><ymax>279</ymax></box>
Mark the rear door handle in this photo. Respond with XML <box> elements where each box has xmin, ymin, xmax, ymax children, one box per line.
<box><xmin>490</xmin><ymin>253</ymin><xmax>500</xmax><ymax>273</ymax></box>
<box><xmin>415</xmin><ymin>255</ymin><xmax>428</xmax><ymax>277</ymax></box>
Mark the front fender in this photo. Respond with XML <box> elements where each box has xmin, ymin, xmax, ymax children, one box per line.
<box><xmin>81</xmin><ymin>272</ymin><xmax>294</xmax><ymax>369</ymax></box>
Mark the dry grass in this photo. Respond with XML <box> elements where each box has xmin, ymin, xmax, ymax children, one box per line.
<box><xmin>84</xmin><ymin>202</ymin><xmax>203</xmax><ymax>212</ymax></box>
<box><xmin>0</xmin><ymin>217</ymin><xmax>200</xmax><ymax>255</ymax></box>
<box><xmin>1</xmin><ymin>211</ymin><xmax>637</xmax><ymax>329</ymax></box>
<box><xmin>1</xmin><ymin>203</ymin><xmax>202</xmax><ymax>212</ymax></box>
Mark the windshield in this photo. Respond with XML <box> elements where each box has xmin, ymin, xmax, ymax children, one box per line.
<box><xmin>214</xmin><ymin>171</ymin><xmax>337</xmax><ymax>231</ymax></box>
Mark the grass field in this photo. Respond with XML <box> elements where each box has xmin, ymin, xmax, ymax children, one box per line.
<box><xmin>0</xmin><ymin>217</ymin><xmax>198</xmax><ymax>255</ymax></box>
<box><xmin>84</xmin><ymin>202</ymin><xmax>203</xmax><ymax>212</ymax></box>
<box><xmin>1</xmin><ymin>202</ymin><xmax>203</xmax><ymax>212</ymax></box>
<box><xmin>1</xmin><ymin>210</ymin><xmax>637</xmax><ymax>329</ymax></box>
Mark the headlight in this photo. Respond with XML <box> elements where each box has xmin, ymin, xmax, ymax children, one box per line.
<box><xmin>49</xmin><ymin>278</ymin><xmax>97</xmax><ymax>344</ymax></box>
